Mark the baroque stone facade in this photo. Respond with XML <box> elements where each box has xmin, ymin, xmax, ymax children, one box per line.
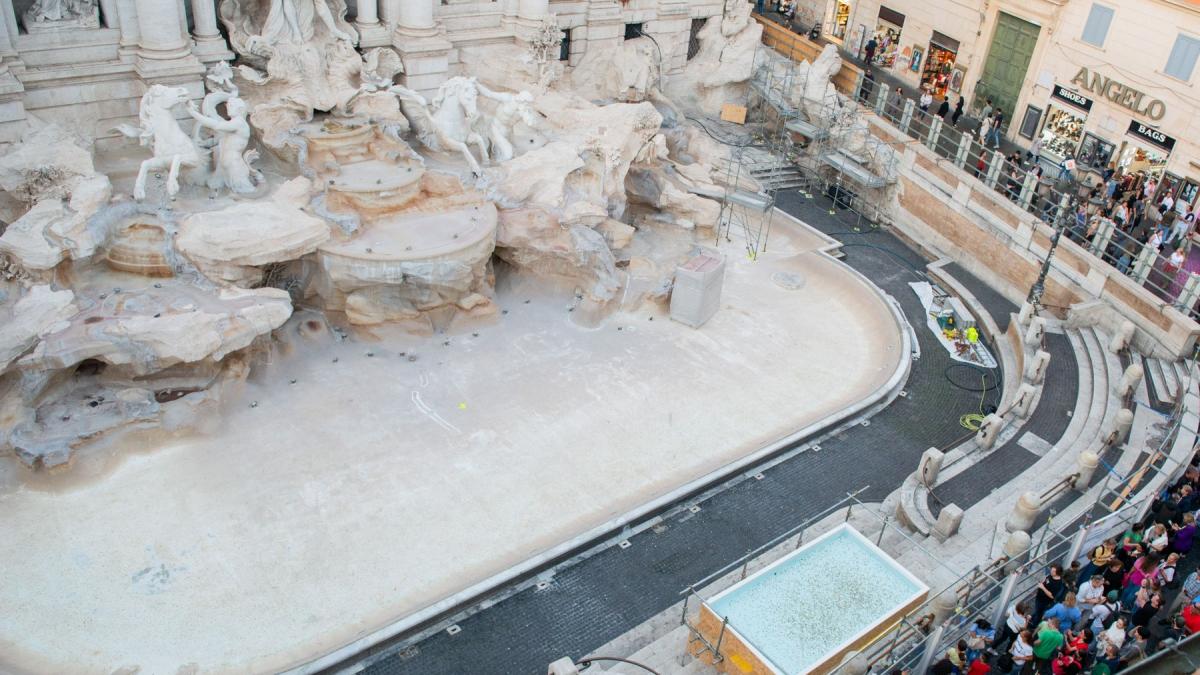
<box><xmin>0</xmin><ymin>0</ymin><xmax>728</xmax><ymax>148</ymax></box>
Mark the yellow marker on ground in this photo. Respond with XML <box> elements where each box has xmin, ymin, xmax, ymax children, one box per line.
<box><xmin>458</xmin><ymin>402</ymin><xmax>467</xmax><ymax>410</ymax></box>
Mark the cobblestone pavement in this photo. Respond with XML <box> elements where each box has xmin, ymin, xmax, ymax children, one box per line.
<box><xmin>359</xmin><ymin>192</ymin><xmax>1021</xmax><ymax>675</ymax></box>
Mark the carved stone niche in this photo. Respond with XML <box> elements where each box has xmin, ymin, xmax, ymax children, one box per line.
<box><xmin>21</xmin><ymin>0</ymin><xmax>100</xmax><ymax>33</ymax></box>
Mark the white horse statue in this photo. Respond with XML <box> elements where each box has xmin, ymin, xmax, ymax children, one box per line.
<box><xmin>116</xmin><ymin>85</ymin><xmax>204</xmax><ymax>200</ymax></box>
<box><xmin>398</xmin><ymin>76</ymin><xmax>490</xmax><ymax>175</ymax></box>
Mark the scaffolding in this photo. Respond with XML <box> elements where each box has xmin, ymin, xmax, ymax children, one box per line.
<box><xmin>745</xmin><ymin>25</ymin><xmax>900</xmax><ymax>229</ymax></box>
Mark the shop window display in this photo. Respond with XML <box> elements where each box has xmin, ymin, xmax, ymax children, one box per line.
<box><xmin>832</xmin><ymin>1</ymin><xmax>851</xmax><ymax>39</ymax></box>
<box><xmin>920</xmin><ymin>45</ymin><xmax>956</xmax><ymax>98</ymax></box>
<box><xmin>1040</xmin><ymin>106</ymin><xmax>1085</xmax><ymax>160</ymax></box>
<box><xmin>872</xmin><ymin>22</ymin><xmax>902</xmax><ymax>67</ymax></box>
<box><xmin>1118</xmin><ymin>144</ymin><xmax>1168</xmax><ymax>182</ymax></box>
<box><xmin>1076</xmin><ymin>133</ymin><xmax>1115</xmax><ymax>173</ymax></box>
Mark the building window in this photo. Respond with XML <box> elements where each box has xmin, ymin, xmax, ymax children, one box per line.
<box><xmin>1165</xmin><ymin>34</ymin><xmax>1200</xmax><ymax>81</ymax></box>
<box><xmin>1080</xmin><ymin>3</ymin><xmax>1114</xmax><ymax>47</ymax></box>
<box><xmin>687</xmin><ymin>18</ymin><xmax>707</xmax><ymax>60</ymax></box>
<box><xmin>625</xmin><ymin>23</ymin><xmax>643</xmax><ymax>40</ymax></box>
<box><xmin>560</xmin><ymin>29</ymin><xmax>571</xmax><ymax>62</ymax></box>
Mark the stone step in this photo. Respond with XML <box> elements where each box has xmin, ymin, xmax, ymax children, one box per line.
<box><xmin>1145</xmin><ymin>356</ymin><xmax>1179</xmax><ymax>404</ymax></box>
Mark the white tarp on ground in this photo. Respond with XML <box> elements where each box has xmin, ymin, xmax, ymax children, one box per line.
<box><xmin>909</xmin><ymin>281</ymin><xmax>997</xmax><ymax>369</ymax></box>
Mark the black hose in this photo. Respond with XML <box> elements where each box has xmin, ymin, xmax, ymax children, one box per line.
<box><xmin>576</xmin><ymin>656</ymin><xmax>661</xmax><ymax>674</ymax></box>
<box><xmin>943</xmin><ymin>363</ymin><xmax>1001</xmax><ymax>393</ymax></box>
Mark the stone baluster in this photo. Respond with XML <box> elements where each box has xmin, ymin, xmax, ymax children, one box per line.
<box><xmin>189</xmin><ymin>0</ymin><xmax>232</xmax><ymax>62</ymax></box>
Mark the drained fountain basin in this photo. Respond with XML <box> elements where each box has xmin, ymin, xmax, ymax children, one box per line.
<box><xmin>698</xmin><ymin>525</ymin><xmax>927</xmax><ymax>675</ymax></box>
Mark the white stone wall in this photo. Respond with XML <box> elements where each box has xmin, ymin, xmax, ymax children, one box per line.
<box><xmin>1010</xmin><ymin>0</ymin><xmax>1200</xmax><ymax>185</ymax></box>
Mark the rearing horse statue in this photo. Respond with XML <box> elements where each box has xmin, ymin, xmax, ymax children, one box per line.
<box><xmin>116</xmin><ymin>85</ymin><xmax>205</xmax><ymax>200</ymax></box>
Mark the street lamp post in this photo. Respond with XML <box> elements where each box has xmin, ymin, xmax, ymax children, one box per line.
<box><xmin>1027</xmin><ymin>191</ymin><xmax>1074</xmax><ymax>307</ymax></box>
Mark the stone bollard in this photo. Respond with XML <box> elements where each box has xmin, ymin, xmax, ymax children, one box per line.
<box><xmin>918</xmin><ymin>447</ymin><xmax>945</xmax><ymax>486</ymax></box>
<box><xmin>1117</xmin><ymin>363</ymin><xmax>1144</xmax><ymax>399</ymax></box>
<box><xmin>1108</xmin><ymin>321</ymin><xmax>1136</xmax><ymax>354</ymax></box>
<box><xmin>837</xmin><ymin>651</ymin><xmax>870</xmax><ymax>675</ymax></box>
<box><xmin>1013</xmin><ymin>383</ymin><xmax>1038</xmax><ymax>418</ymax></box>
<box><xmin>977</xmin><ymin>413</ymin><xmax>1004</xmax><ymax>450</ymax></box>
<box><xmin>931</xmin><ymin>589</ymin><xmax>959</xmax><ymax>624</ymax></box>
<box><xmin>1104</xmin><ymin>408</ymin><xmax>1135</xmax><ymax>447</ymax></box>
<box><xmin>1003</xmin><ymin>530</ymin><xmax>1032</xmax><ymax>574</ymax></box>
<box><xmin>1024</xmin><ymin>317</ymin><xmax>1046</xmax><ymax>347</ymax></box>
<box><xmin>548</xmin><ymin>657</ymin><xmax>580</xmax><ymax>675</ymax></box>
<box><xmin>934</xmin><ymin>503</ymin><xmax>965</xmax><ymax>542</ymax></box>
<box><xmin>1006</xmin><ymin>492</ymin><xmax>1042</xmax><ymax>533</ymax></box>
<box><xmin>1025</xmin><ymin>350</ymin><xmax>1051</xmax><ymax>384</ymax></box>
<box><xmin>1017</xmin><ymin>301</ymin><xmax>1036</xmax><ymax>328</ymax></box>
<box><xmin>1076</xmin><ymin>451</ymin><xmax>1099</xmax><ymax>490</ymax></box>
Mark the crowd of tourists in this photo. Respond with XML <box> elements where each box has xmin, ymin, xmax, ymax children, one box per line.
<box><xmin>918</xmin><ymin>453</ymin><xmax>1200</xmax><ymax>674</ymax></box>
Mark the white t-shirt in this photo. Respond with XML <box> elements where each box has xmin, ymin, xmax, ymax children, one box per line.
<box><xmin>1011</xmin><ymin>638</ymin><xmax>1034</xmax><ymax>664</ymax></box>
<box><xmin>1078</xmin><ymin>581</ymin><xmax>1105</xmax><ymax>605</ymax></box>
<box><xmin>1006</xmin><ymin>605</ymin><xmax>1028</xmax><ymax>632</ymax></box>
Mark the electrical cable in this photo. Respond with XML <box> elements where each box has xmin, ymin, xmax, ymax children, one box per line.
<box><xmin>943</xmin><ymin>363</ymin><xmax>1001</xmax><ymax>393</ymax></box>
<box><xmin>959</xmin><ymin>373</ymin><xmax>989</xmax><ymax>432</ymax></box>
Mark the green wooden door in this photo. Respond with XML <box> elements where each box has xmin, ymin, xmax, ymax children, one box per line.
<box><xmin>976</xmin><ymin>13</ymin><xmax>1040</xmax><ymax>118</ymax></box>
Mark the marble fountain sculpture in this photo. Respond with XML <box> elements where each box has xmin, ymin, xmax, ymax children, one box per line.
<box><xmin>0</xmin><ymin>0</ymin><xmax>766</xmax><ymax>472</ymax></box>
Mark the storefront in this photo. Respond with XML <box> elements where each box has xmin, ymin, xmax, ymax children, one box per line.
<box><xmin>1117</xmin><ymin>120</ymin><xmax>1174</xmax><ymax>187</ymax></box>
<box><xmin>1039</xmin><ymin>84</ymin><xmax>1092</xmax><ymax>163</ymax></box>
<box><xmin>920</xmin><ymin>31</ymin><xmax>959</xmax><ymax>98</ymax></box>
<box><xmin>1077</xmin><ymin>133</ymin><xmax>1115</xmax><ymax>173</ymax></box>
<box><xmin>871</xmin><ymin>6</ymin><xmax>904</xmax><ymax>68</ymax></box>
<box><xmin>830</xmin><ymin>1</ymin><xmax>852</xmax><ymax>40</ymax></box>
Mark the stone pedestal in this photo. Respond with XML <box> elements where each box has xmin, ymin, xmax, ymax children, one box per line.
<box><xmin>393</xmin><ymin>31</ymin><xmax>452</xmax><ymax>98</ymax></box>
<box><xmin>1017</xmin><ymin>302</ymin><xmax>1036</xmax><ymax>329</ymax></box>
<box><xmin>1013</xmin><ymin>383</ymin><xmax>1038</xmax><ymax>418</ymax></box>
<box><xmin>933</xmin><ymin>504</ymin><xmax>964</xmax><ymax>542</ymax></box>
<box><xmin>1076</xmin><ymin>451</ymin><xmax>1099</xmax><ymax>490</ymax></box>
<box><xmin>189</xmin><ymin>0</ymin><xmax>233</xmax><ymax>62</ymax></box>
<box><xmin>1026</xmin><ymin>349</ymin><xmax>1051</xmax><ymax>384</ymax></box>
<box><xmin>1117</xmin><ymin>363</ymin><xmax>1144</xmax><ymax>399</ymax></box>
<box><xmin>392</xmin><ymin>0</ymin><xmax>450</xmax><ymax>98</ymax></box>
<box><xmin>1109</xmin><ymin>321</ymin><xmax>1136</xmax><ymax>354</ymax></box>
<box><xmin>1003</xmin><ymin>530</ymin><xmax>1032</xmax><ymax>573</ymax></box>
<box><xmin>1023</xmin><ymin>316</ymin><xmax>1046</xmax><ymax>347</ymax></box>
<box><xmin>1105</xmin><ymin>408</ymin><xmax>1135</xmax><ymax>447</ymax></box>
<box><xmin>355</xmin><ymin>0</ymin><xmax>390</xmax><ymax>48</ymax></box>
<box><xmin>918</xmin><ymin>447</ymin><xmax>944</xmax><ymax>486</ymax></box>
<box><xmin>976</xmin><ymin>413</ymin><xmax>1004</xmax><ymax>450</ymax></box>
<box><xmin>1005</xmin><ymin>492</ymin><xmax>1041</xmax><ymax>533</ymax></box>
<box><xmin>133</xmin><ymin>0</ymin><xmax>204</xmax><ymax>84</ymax></box>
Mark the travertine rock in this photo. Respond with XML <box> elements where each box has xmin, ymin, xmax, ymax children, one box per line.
<box><xmin>496</xmin><ymin>209</ymin><xmax>620</xmax><ymax>301</ymax></box>
<box><xmin>0</xmin><ymin>285</ymin><xmax>77</xmax><ymax>371</ymax></box>
<box><xmin>176</xmin><ymin>178</ymin><xmax>330</xmax><ymax>284</ymax></box>
<box><xmin>22</xmin><ymin>285</ymin><xmax>293</xmax><ymax>376</ymax></box>
<box><xmin>10</xmin><ymin>386</ymin><xmax>159</xmax><ymax>469</ymax></box>
<box><xmin>666</xmin><ymin>1</ymin><xmax>762</xmax><ymax>115</ymax></box>
<box><xmin>492</xmin><ymin>99</ymin><xmax>662</xmax><ymax>221</ymax></box>
<box><xmin>0</xmin><ymin>125</ymin><xmax>112</xmax><ymax>272</ymax></box>
<box><xmin>0</xmin><ymin>124</ymin><xmax>98</xmax><ymax>206</ymax></box>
